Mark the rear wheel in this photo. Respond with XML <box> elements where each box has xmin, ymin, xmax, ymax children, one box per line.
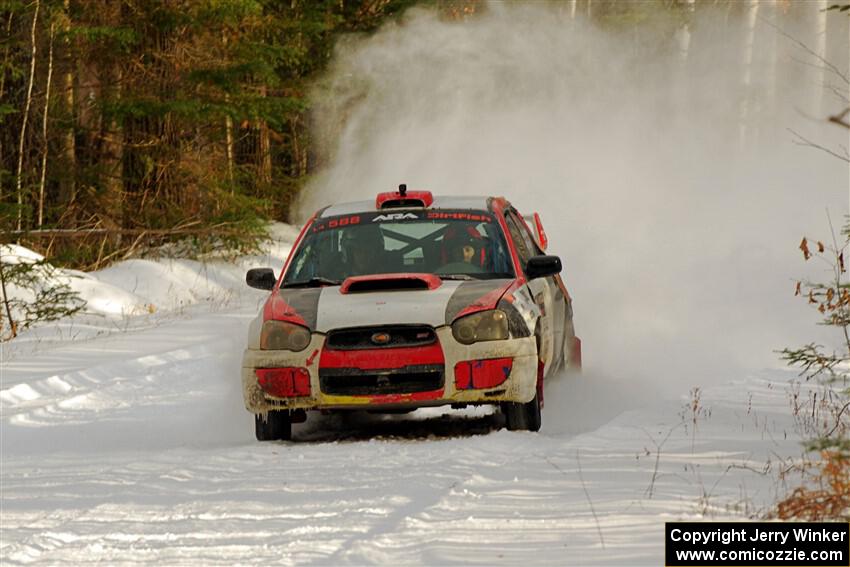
<box><xmin>559</xmin><ymin>318</ymin><xmax>580</xmax><ymax>372</ymax></box>
<box><xmin>504</xmin><ymin>392</ymin><xmax>542</xmax><ymax>432</ymax></box>
<box><xmin>559</xmin><ymin>335</ymin><xmax>582</xmax><ymax>374</ymax></box>
<box><xmin>255</xmin><ymin>410</ymin><xmax>292</xmax><ymax>441</ymax></box>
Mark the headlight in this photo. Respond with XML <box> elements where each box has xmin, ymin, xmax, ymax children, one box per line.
<box><xmin>260</xmin><ymin>320</ymin><xmax>311</xmax><ymax>351</ymax></box>
<box><xmin>452</xmin><ymin>310</ymin><xmax>509</xmax><ymax>345</ymax></box>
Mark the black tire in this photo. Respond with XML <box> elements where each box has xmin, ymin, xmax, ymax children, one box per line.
<box><xmin>506</xmin><ymin>328</ymin><xmax>543</xmax><ymax>432</ymax></box>
<box><xmin>504</xmin><ymin>392</ymin><xmax>542</xmax><ymax>432</ymax></box>
<box><xmin>255</xmin><ymin>410</ymin><xmax>292</xmax><ymax>441</ymax></box>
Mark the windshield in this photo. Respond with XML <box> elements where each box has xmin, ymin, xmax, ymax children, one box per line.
<box><xmin>283</xmin><ymin>210</ymin><xmax>515</xmax><ymax>286</ymax></box>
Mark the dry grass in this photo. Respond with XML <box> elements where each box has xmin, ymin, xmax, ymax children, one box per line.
<box><xmin>776</xmin><ymin>451</ymin><xmax>850</xmax><ymax>521</ymax></box>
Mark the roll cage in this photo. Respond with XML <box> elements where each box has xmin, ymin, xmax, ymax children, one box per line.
<box><xmin>282</xmin><ymin>209</ymin><xmax>516</xmax><ymax>286</ymax></box>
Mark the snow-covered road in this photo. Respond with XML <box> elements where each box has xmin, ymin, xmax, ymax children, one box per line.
<box><xmin>5</xmin><ymin>0</ymin><xmax>848</xmax><ymax>560</ymax></box>
<box><xmin>1</xmin><ymin>281</ymin><xmax>805</xmax><ymax>565</ymax></box>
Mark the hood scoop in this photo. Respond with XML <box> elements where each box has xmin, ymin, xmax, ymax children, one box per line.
<box><xmin>340</xmin><ymin>273</ymin><xmax>442</xmax><ymax>294</ymax></box>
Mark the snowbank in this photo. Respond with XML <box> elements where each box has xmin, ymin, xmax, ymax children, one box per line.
<box><xmin>0</xmin><ymin>222</ymin><xmax>298</xmax><ymax>338</ymax></box>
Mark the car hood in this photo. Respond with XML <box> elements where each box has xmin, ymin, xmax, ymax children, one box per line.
<box><xmin>265</xmin><ymin>277</ymin><xmax>516</xmax><ymax>332</ymax></box>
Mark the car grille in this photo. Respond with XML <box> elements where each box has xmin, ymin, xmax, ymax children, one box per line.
<box><xmin>319</xmin><ymin>364</ymin><xmax>444</xmax><ymax>396</ymax></box>
<box><xmin>325</xmin><ymin>325</ymin><xmax>437</xmax><ymax>350</ymax></box>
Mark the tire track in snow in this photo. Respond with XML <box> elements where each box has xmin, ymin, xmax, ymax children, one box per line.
<box><xmin>1</xmin><ymin>339</ymin><xmax>229</xmax><ymax>426</ymax></box>
<box><xmin>302</xmin><ymin>438</ymin><xmax>613</xmax><ymax>565</ymax></box>
<box><xmin>1</xmin><ymin>441</ymin><xmax>490</xmax><ymax>565</ymax></box>
<box><xmin>1</xmin><ymin>377</ymin><xmax>802</xmax><ymax>565</ymax></box>
<box><xmin>1</xmin><ymin>311</ymin><xmax>253</xmax><ymax>456</ymax></box>
<box><xmin>309</xmin><ymin>456</ymin><xmax>482</xmax><ymax>566</ymax></box>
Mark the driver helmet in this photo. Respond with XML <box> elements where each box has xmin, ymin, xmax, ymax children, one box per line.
<box><xmin>341</xmin><ymin>224</ymin><xmax>385</xmax><ymax>274</ymax></box>
<box><xmin>441</xmin><ymin>226</ymin><xmax>485</xmax><ymax>267</ymax></box>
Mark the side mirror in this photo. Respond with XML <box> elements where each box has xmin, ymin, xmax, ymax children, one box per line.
<box><xmin>526</xmin><ymin>255</ymin><xmax>561</xmax><ymax>280</ymax></box>
<box><xmin>246</xmin><ymin>268</ymin><xmax>276</xmax><ymax>290</ymax></box>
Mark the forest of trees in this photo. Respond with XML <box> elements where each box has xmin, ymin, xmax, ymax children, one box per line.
<box><xmin>0</xmin><ymin>0</ymin><xmax>425</xmax><ymax>267</ymax></box>
<box><xmin>1</xmin><ymin>0</ymin><xmax>847</xmax><ymax>268</ymax></box>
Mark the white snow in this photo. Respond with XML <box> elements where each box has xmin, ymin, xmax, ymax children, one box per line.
<box><xmin>0</xmin><ymin>223</ymin><xmax>817</xmax><ymax>565</ymax></box>
<box><xmin>0</xmin><ymin>244</ymin><xmax>45</xmax><ymax>264</ymax></box>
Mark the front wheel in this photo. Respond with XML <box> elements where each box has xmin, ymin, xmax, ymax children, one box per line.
<box><xmin>503</xmin><ymin>392</ymin><xmax>542</xmax><ymax>432</ymax></box>
<box><xmin>255</xmin><ymin>410</ymin><xmax>292</xmax><ymax>441</ymax></box>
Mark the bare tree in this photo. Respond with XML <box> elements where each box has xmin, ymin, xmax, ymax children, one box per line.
<box><xmin>675</xmin><ymin>0</ymin><xmax>696</xmax><ymax>63</ymax></box>
<box><xmin>15</xmin><ymin>0</ymin><xmax>40</xmax><ymax>231</ymax></box>
<box><xmin>38</xmin><ymin>21</ymin><xmax>56</xmax><ymax>228</ymax></box>
<box><xmin>812</xmin><ymin>0</ymin><xmax>829</xmax><ymax>116</ymax></box>
<box><xmin>57</xmin><ymin>0</ymin><xmax>76</xmax><ymax>212</ymax></box>
<box><xmin>0</xmin><ymin>12</ymin><xmax>15</xmax><ymax>203</ymax></box>
<box><xmin>738</xmin><ymin>0</ymin><xmax>760</xmax><ymax>148</ymax></box>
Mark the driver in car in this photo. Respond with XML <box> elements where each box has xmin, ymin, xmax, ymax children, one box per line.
<box><xmin>441</xmin><ymin>228</ymin><xmax>485</xmax><ymax>274</ymax></box>
<box><xmin>449</xmin><ymin>233</ymin><xmax>478</xmax><ymax>265</ymax></box>
<box><xmin>341</xmin><ymin>225</ymin><xmax>386</xmax><ymax>277</ymax></box>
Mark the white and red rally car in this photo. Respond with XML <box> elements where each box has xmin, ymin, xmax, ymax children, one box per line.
<box><xmin>242</xmin><ymin>186</ymin><xmax>581</xmax><ymax>440</ymax></box>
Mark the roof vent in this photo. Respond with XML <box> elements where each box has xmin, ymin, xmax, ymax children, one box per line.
<box><xmin>375</xmin><ymin>185</ymin><xmax>433</xmax><ymax>209</ymax></box>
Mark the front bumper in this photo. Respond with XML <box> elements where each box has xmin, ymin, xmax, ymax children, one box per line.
<box><xmin>242</xmin><ymin>327</ymin><xmax>537</xmax><ymax>413</ymax></box>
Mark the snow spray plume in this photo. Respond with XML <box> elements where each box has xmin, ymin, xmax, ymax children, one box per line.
<box><xmin>300</xmin><ymin>3</ymin><xmax>849</xmax><ymax>396</ymax></box>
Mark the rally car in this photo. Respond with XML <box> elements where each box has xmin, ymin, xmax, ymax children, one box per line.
<box><xmin>242</xmin><ymin>186</ymin><xmax>581</xmax><ymax>441</ymax></box>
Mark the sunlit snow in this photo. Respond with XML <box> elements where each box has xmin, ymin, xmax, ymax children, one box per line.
<box><xmin>0</xmin><ymin>223</ymin><xmax>815</xmax><ymax>565</ymax></box>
